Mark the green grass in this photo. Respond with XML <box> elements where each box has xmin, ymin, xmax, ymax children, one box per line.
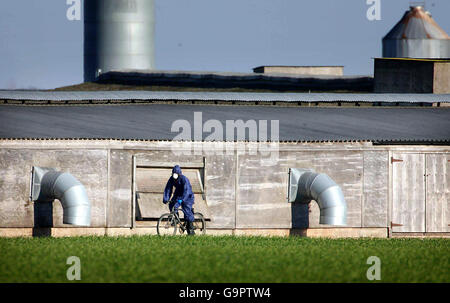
<box><xmin>0</xmin><ymin>236</ymin><xmax>448</xmax><ymax>283</ymax></box>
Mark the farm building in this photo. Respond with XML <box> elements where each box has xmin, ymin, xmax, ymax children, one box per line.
<box><xmin>91</xmin><ymin>70</ymin><xmax>373</xmax><ymax>92</ymax></box>
<box><xmin>374</xmin><ymin>58</ymin><xmax>450</xmax><ymax>94</ymax></box>
<box><xmin>0</xmin><ymin>91</ymin><xmax>449</xmax><ymax>238</ymax></box>
<box><xmin>252</xmin><ymin>66</ymin><xmax>344</xmax><ymax>76</ymax></box>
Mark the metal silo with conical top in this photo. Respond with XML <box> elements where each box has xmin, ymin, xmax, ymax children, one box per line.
<box><xmin>382</xmin><ymin>6</ymin><xmax>450</xmax><ymax>59</ymax></box>
<box><xmin>84</xmin><ymin>0</ymin><xmax>155</xmax><ymax>82</ymax></box>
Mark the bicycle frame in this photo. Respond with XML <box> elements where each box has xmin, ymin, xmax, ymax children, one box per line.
<box><xmin>157</xmin><ymin>207</ymin><xmax>205</xmax><ymax>236</ymax></box>
<box><xmin>169</xmin><ymin>209</ymin><xmax>186</xmax><ymax>232</ymax></box>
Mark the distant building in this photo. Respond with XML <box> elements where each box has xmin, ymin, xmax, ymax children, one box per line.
<box><xmin>93</xmin><ymin>69</ymin><xmax>372</xmax><ymax>92</ymax></box>
<box><xmin>374</xmin><ymin>58</ymin><xmax>450</xmax><ymax>94</ymax></box>
<box><xmin>253</xmin><ymin>66</ymin><xmax>344</xmax><ymax>76</ymax></box>
<box><xmin>382</xmin><ymin>6</ymin><xmax>450</xmax><ymax>59</ymax></box>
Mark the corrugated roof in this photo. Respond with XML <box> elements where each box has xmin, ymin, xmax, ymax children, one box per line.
<box><xmin>1</xmin><ymin>91</ymin><xmax>449</xmax><ymax>103</ymax></box>
<box><xmin>0</xmin><ymin>104</ymin><xmax>448</xmax><ymax>143</ymax></box>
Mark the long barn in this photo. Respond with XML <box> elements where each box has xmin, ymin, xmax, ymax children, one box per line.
<box><xmin>0</xmin><ymin>91</ymin><xmax>449</xmax><ymax>238</ymax></box>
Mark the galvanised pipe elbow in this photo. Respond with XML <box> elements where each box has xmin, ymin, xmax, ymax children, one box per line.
<box><xmin>32</xmin><ymin>168</ymin><xmax>91</xmax><ymax>226</ymax></box>
<box><xmin>289</xmin><ymin>169</ymin><xmax>347</xmax><ymax>226</ymax></box>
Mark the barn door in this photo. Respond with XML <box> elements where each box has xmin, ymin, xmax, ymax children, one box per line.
<box><xmin>391</xmin><ymin>153</ymin><xmax>426</xmax><ymax>232</ymax></box>
<box><xmin>425</xmin><ymin>154</ymin><xmax>450</xmax><ymax>232</ymax></box>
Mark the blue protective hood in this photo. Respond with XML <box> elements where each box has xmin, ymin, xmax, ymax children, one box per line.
<box><xmin>172</xmin><ymin>165</ymin><xmax>182</xmax><ymax>175</ymax></box>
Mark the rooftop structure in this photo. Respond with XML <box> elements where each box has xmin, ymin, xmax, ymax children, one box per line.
<box><xmin>374</xmin><ymin>57</ymin><xmax>450</xmax><ymax>93</ymax></box>
<box><xmin>383</xmin><ymin>6</ymin><xmax>450</xmax><ymax>58</ymax></box>
<box><xmin>253</xmin><ymin>66</ymin><xmax>344</xmax><ymax>76</ymax></box>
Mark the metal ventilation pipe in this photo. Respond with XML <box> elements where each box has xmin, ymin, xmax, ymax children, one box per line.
<box><xmin>32</xmin><ymin>167</ymin><xmax>91</xmax><ymax>226</ymax></box>
<box><xmin>288</xmin><ymin>169</ymin><xmax>347</xmax><ymax>226</ymax></box>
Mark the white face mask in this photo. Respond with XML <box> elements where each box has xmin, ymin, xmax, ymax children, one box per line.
<box><xmin>173</xmin><ymin>173</ymin><xmax>179</xmax><ymax>180</ymax></box>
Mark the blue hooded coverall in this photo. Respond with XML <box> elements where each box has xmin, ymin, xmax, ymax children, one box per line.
<box><xmin>163</xmin><ymin>165</ymin><xmax>195</xmax><ymax>222</ymax></box>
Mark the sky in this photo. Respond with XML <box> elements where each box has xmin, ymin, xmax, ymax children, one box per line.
<box><xmin>0</xmin><ymin>0</ymin><xmax>449</xmax><ymax>89</ymax></box>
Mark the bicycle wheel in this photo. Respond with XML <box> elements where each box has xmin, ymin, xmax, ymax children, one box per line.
<box><xmin>193</xmin><ymin>212</ymin><xmax>206</xmax><ymax>235</ymax></box>
<box><xmin>157</xmin><ymin>213</ymin><xmax>177</xmax><ymax>236</ymax></box>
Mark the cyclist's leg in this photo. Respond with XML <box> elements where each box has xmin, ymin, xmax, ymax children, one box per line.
<box><xmin>181</xmin><ymin>201</ymin><xmax>194</xmax><ymax>222</ymax></box>
<box><xmin>168</xmin><ymin>201</ymin><xmax>175</xmax><ymax>212</ymax></box>
<box><xmin>181</xmin><ymin>201</ymin><xmax>195</xmax><ymax>235</ymax></box>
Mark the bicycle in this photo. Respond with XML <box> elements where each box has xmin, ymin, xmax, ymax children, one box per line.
<box><xmin>157</xmin><ymin>207</ymin><xmax>206</xmax><ymax>236</ymax></box>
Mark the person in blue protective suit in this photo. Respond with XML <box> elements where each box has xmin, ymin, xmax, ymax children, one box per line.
<box><xmin>163</xmin><ymin>165</ymin><xmax>196</xmax><ymax>235</ymax></box>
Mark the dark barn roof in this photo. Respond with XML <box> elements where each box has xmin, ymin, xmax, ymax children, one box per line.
<box><xmin>0</xmin><ymin>104</ymin><xmax>449</xmax><ymax>144</ymax></box>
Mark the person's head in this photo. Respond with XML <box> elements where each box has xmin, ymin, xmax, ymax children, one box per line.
<box><xmin>172</xmin><ymin>165</ymin><xmax>182</xmax><ymax>180</ymax></box>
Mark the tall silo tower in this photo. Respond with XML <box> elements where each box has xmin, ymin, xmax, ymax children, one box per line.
<box><xmin>382</xmin><ymin>6</ymin><xmax>450</xmax><ymax>58</ymax></box>
<box><xmin>84</xmin><ymin>0</ymin><xmax>155</xmax><ymax>82</ymax></box>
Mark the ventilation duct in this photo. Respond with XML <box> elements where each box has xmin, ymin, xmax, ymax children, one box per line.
<box><xmin>31</xmin><ymin>167</ymin><xmax>91</xmax><ymax>226</ymax></box>
<box><xmin>288</xmin><ymin>168</ymin><xmax>347</xmax><ymax>226</ymax></box>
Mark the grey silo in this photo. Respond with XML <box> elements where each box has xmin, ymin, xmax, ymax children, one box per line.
<box><xmin>382</xmin><ymin>6</ymin><xmax>450</xmax><ymax>59</ymax></box>
<box><xmin>84</xmin><ymin>0</ymin><xmax>155</xmax><ymax>82</ymax></box>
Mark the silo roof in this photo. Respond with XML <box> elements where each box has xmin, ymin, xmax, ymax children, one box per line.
<box><xmin>384</xmin><ymin>6</ymin><xmax>450</xmax><ymax>40</ymax></box>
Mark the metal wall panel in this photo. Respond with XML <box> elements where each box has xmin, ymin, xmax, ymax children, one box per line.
<box><xmin>392</xmin><ymin>153</ymin><xmax>426</xmax><ymax>232</ymax></box>
<box><xmin>383</xmin><ymin>39</ymin><xmax>450</xmax><ymax>59</ymax></box>
<box><xmin>426</xmin><ymin>154</ymin><xmax>450</xmax><ymax>232</ymax></box>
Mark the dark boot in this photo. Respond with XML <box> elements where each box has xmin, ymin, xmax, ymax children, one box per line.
<box><xmin>187</xmin><ymin>221</ymin><xmax>195</xmax><ymax>236</ymax></box>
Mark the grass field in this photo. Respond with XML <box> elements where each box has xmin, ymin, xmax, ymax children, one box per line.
<box><xmin>0</xmin><ymin>236</ymin><xmax>448</xmax><ymax>283</ymax></box>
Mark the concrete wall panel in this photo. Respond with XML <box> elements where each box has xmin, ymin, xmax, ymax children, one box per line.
<box><xmin>237</xmin><ymin>151</ymin><xmax>363</xmax><ymax>229</ymax></box>
<box><xmin>434</xmin><ymin>62</ymin><xmax>450</xmax><ymax>94</ymax></box>
<box><xmin>374</xmin><ymin>59</ymin><xmax>434</xmax><ymax>93</ymax></box>
<box><xmin>237</xmin><ymin>154</ymin><xmax>289</xmax><ymax>228</ymax></box>
<box><xmin>108</xmin><ymin>150</ymin><xmax>133</xmax><ymax>227</ymax></box>
<box><xmin>254</xmin><ymin>66</ymin><xmax>344</xmax><ymax>76</ymax></box>
<box><xmin>288</xmin><ymin>151</ymin><xmax>363</xmax><ymax>228</ymax></box>
<box><xmin>0</xmin><ymin>150</ymin><xmax>34</xmax><ymax>227</ymax></box>
<box><xmin>0</xmin><ymin>149</ymin><xmax>107</xmax><ymax>227</ymax></box>
<box><xmin>362</xmin><ymin>151</ymin><xmax>388</xmax><ymax>227</ymax></box>
<box><xmin>204</xmin><ymin>154</ymin><xmax>236</xmax><ymax>228</ymax></box>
